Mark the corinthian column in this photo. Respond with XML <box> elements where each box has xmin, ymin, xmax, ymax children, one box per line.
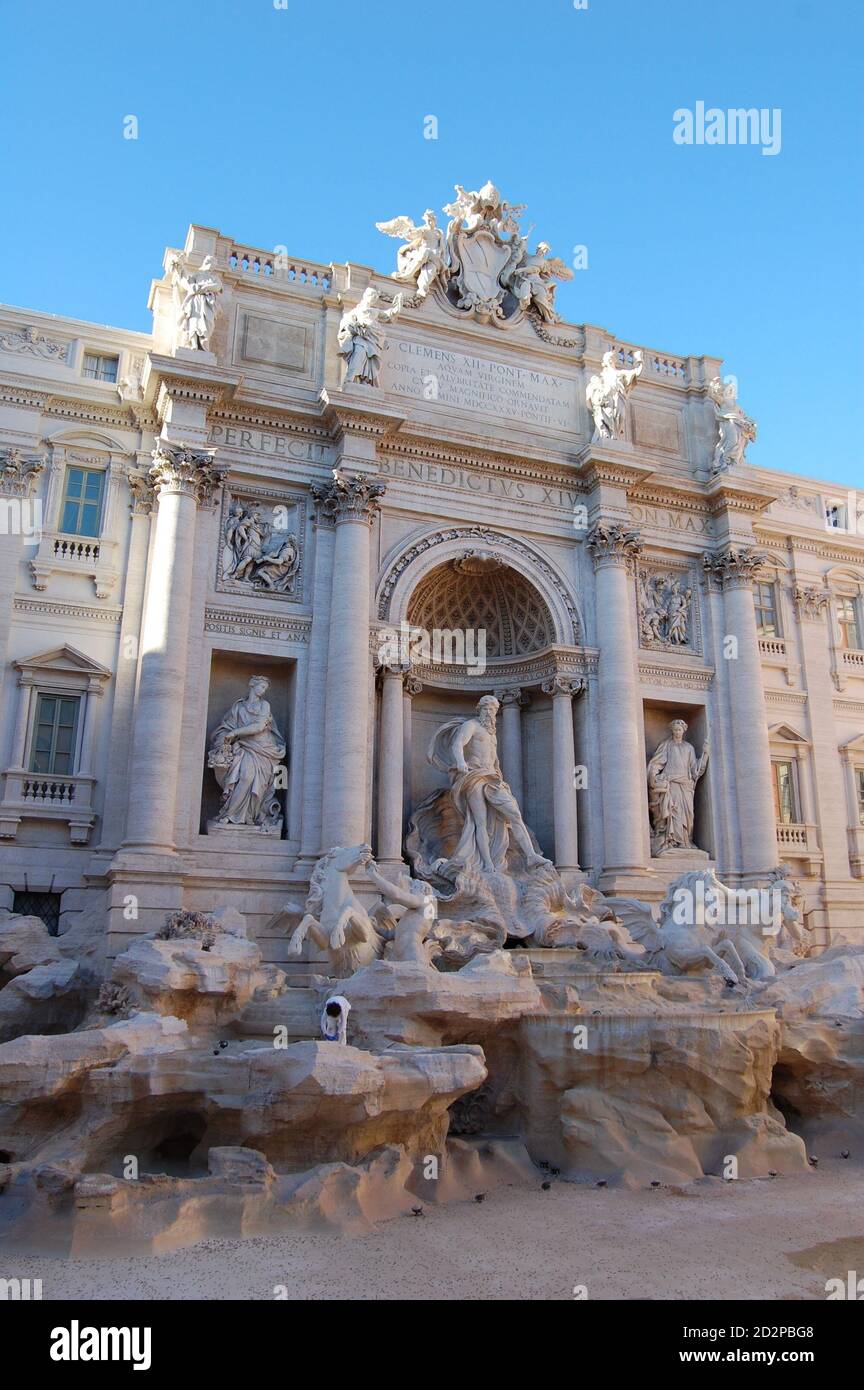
<box><xmin>494</xmin><ymin>687</ymin><xmax>525</xmax><ymax>807</ymax></box>
<box><xmin>376</xmin><ymin>662</ymin><xmax>406</xmax><ymax>866</ymax></box>
<box><xmin>314</xmin><ymin>472</ymin><xmax>385</xmax><ymax>848</ymax></box>
<box><xmin>541</xmin><ymin>677</ymin><xmax>583</xmax><ymax>874</ymax></box>
<box><xmin>703</xmin><ymin>546</ymin><xmax>777</xmax><ymax>878</ymax></box>
<box><xmin>122</xmin><ymin>442</ymin><xmax>226</xmax><ymax>851</ymax></box>
<box><xmin>587</xmin><ymin>523</ymin><xmax>646</xmax><ymax>885</ymax></box>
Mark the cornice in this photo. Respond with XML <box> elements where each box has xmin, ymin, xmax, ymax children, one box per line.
<box><xmin>379</xmin><ymin>431</ymin><xmax>584</xmax><ymax>491</ymax></box>
<box><xmin>318</xmin><ymin>387</ymin><xmax>406</xmax><ymax>442</ymax></box>
<box><xmin>704</xmin><ymin>474</ymin><xmax>777</xmax><ymax>517</ymax></box>
<box><xmin>13</xmin><ymin>596</ymin><xmax>123</xmax><ymax>624</ymax></box>
<box><xmin>764</xmin><ymin>688</ymin><xmax>808</xmax><ymax>707</ymax></box>
<box><xmin>757</xmin><ymin>529</ymin><xmax>864</xmax><ymax>564</ymax></box>
<box><xmin>203</xmin><ymin>605</ymin><xmax>312</xmax><ymax>642</ymax></box>
<box><xmin>637</xmin><ymin>659</ymin><xmax>715</xmax><ymax>690</ymax></box>
<box><xmin>208</xmin><ymin>401</ymin><xmax>332</xmax><ymax>443</ymax></box>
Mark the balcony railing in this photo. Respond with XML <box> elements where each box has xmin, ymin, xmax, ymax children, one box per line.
<box><xmin>0</xmin><ymin>768</ymin><xmax>96</xmax><ymax>844</ymax></box>
<box><xmin>759</xmin><ymin>636</ymin><xmax>787</xmax><ymax>659</ymax></box>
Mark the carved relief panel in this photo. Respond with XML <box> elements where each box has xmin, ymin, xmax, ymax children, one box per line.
<box><xmin>216</xmin><ymin>485</ymin><xmax>306</xmax><ymax>602</ymax></box>
<box><xmin>636</xmin><ymin>559</ymin><xmax>702</xmax><ymax>656</ymax></box>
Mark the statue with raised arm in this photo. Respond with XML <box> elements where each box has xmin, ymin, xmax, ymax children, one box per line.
<box><xmin>375</xmin><ymin>210</ymin><xmax>448</xmax><ymax>300</ymax></box>
<box><xmin>428</xmin><ymin>695</ymin><xmax>549</xmax><ymax>876</ymax></box>
<box><xmin>506</xmin><ymin>239</ymin><xmax>573</xmax><ymax>322</ymax></box>
<box><xmin>647</xmin><ymin>719</ymin><xmax>709</xmax><ymax>856</ymax></box>
<box><xmin>337</xmin><ymin>287</ymin><xmax>404</xmax><ymax>386</ymax></box>
<box><xmin>364</xmin><ymin>861</ymin><xmax>439</xmax><ymax>966</ymax></box>
<box><xmin>586</xmin><ymin>349</ymin><xmax>644</xmax><ymax>440</ymax></box>
<box><xmin>207</xmin><ymin>676</ymin><xmax>286</xmax><ymax>831</ymax></box>
<box><xmin>169</xmin><ymin>254</ymin><xmax>223</xmax><ymax>352</ymax></box>
<box><xmin>707</xmin><ymin>376</ymin><xmax>757</xmax><ymax>472</ymax></box>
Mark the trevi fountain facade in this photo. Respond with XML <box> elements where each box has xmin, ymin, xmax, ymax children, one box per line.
<box><xmin>0</xmin><ymin>181</ymin><xmax>862</xmax><ymax>1251</ymax></box>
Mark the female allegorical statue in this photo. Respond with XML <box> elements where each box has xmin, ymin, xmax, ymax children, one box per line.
<box><xmin>207</xmin><ymin>675</ymin><xmax>286</xmax><ymax>832</ymax></box>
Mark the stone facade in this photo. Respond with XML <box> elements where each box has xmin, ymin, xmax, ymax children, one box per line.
<box><xmin>1</xmin><ymin>196</ymin><xmax>863</xmax><ymax>962</ymax></box>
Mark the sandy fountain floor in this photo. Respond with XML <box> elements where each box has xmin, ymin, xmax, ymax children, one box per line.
<box><xmin>3</xmin><ymin>1158</ymin><xmax>863</xmax><ymax>1302</ymax></box>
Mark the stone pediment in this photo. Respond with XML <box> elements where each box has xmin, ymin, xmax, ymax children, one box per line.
<box><xmin>13</xmin><ymin>644</ymin><xmax>112</xmax><ymax>681</ymax></box>
<box><xmin>768</xmin><ymin>721</ymin><xmax>811</xmax><ymax>746</ymax></box>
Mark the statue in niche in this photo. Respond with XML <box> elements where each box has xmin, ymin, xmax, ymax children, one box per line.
<box><xmin>223</xmin><ymin>499</ymin><xmax>300</xmax><ymax>593</ymax></box>
<box><xmin>169</xmin><ymin>253</ymin><xmax>223</xmax><ymax>352</ymax></box>
<box><xmin>428</xmin><ymin>695</ymin><xmax>549</xmax><ymax>876</ymax></box>
<box><xmin>707</xmin><ymin>376</ymin><xmax>757</xmax><ymax>472</ymax></box>
<box><xmin>585</xmin><ymin>349</ymin><xmax>644</xmax><ymax>440</ymax></box>
<box><xmin>207</xmin><ymin>676</ymin><xmax>286</xmax><ymax>833</ymax></box>
<box><xmin>375</xmin><ymin>210</ymin><xmax>448</xmax><ymax>300</ymax></box>
<box><xmin>647</xmin><ymin>719</ymin><xmax>709</xmax><ymax>856</ymax></box>
<box><xmin>337</xmin><ymin>287</ymin><xmax>404</xmax><ymax>386</ymax></box>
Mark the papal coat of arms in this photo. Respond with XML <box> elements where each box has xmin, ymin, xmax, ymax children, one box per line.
<box><xmin>376</xmin><ymin>180</ymin><xmax>573</xmax><ymax>326</ymax></box>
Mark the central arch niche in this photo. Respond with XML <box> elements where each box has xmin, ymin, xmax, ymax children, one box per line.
<box><xmin>406</xmin><ymin>553</ymin><xmax>555</xmax><ymax>658</ymax></box>
<box><xmin>401</xmin><ymin>553</ymin><xmax>561</xmax><ymax>858</ymax></box>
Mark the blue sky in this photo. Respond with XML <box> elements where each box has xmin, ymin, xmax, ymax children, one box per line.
<box><xmin>2</xmin><ymin>0</ymin><xmax>861</xmax><ymax>486</ymax></box>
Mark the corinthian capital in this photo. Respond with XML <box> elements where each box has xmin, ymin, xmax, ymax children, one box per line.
<box><xmin>311</xmin><ymin>468</ymin><xmax>386</xmax><ymax>524</ymax></box>
<box><xmin>793</xmin><ymin>585</ymin><xmax>831</xmax><ymax>622</ymax></box>
<box><xmin>149</xmin><ymin>442</ymin><xmax>227</xmax><ymax>506</ymax></box>
<box><xmin>0</xmin><ymin>446</ymin><xmax>45</xmax><ymax>498</ymax></box>
<box><xmin>128</xmin><ymin>469</ymin><xmax>157</xmax><ymax>515</ymax></box>
<box><xmin>585</xmin><ymin>521</ymin><xmax>642</xmax><ymax>568</ymax></box>
<box><xmin>701</xmin><ymin>545</ymin><xmax>766</xmax><ymax>590</ymax></box>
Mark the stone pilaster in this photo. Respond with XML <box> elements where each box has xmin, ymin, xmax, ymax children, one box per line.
<box><xmin>586</xmin><ymin>522</ymin><xmax>647</xmax><ymax>887</ymax></box>
<box><xmin>120</xmin><ymin>442</ymin><xmax>226</xmax><ymax>854</ymax></box>
<box><xmin>702</xmin><ymin>545</ymin><xmax>777</xmax><ymax>879</ymax></box>
<box><xmin>0</xmin><ymin>448</ymin><xmax>45</xmax><ymax>678</ymax></box>
<box><xmin>315</xmin><ymin>472</ymin><xmax>385</xmax><ymax>849</ymax></box>
<box><xmin>541</xmin><ymin>676</ymin><xmax>583</xmax><ymax>874</ymax></box>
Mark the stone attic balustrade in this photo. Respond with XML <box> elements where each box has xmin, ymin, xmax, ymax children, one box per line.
<box><xmin>227</xmin><ymin>245</ymin><xmax>332</xmax><ymax>290</ymax></box>
<box><xmin>614</xmin><ymin>343</ymin><xmax>689</xmax><ymax>382</ymax></box>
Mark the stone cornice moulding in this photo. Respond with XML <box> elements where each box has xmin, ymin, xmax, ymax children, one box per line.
<box><xmin>379</xmin><ymin>431</ymin><xmax>585</xmax><ymax>492</ymax></box>
<box><xmin>705</xmin><ymin>474</ymin><xmax>777</xmax><ymax>517</ymax></box>
<box><xmin>576</xmin><ymin>446</ymin><xmax>656</xmax><ymax>494</ymax></box>
<box><xmin>14</xmin><ymin>596</ymin><xmax>123</xmax><ymax>625</ymax></box>
<box><xmin>207</xmin><ymin>401</ymin><xmax>333</xmax><ymax>444</ymax></box>
<box><xmin>318</xmin><ymin>387</ymin><xmax>406</xmax><ymax>444</ymax></box>
<box><xmin>142</xmin><ymin>353</ymin><xmax>244</xmax><ymax>413</ymax></box>
<box><xmin>764</xmin><ymin>688</ymin><xmax>808</xmax><ymax>707</ymax></box>
<box><xmin>203</xmin><ymin>604</ymin><xmax>312</xmax><ymax>642</ymax></box>
<box><xmin>637</xmin><ymin>659</ymin><xmax>715</xmax><ymax>690</ymax></box>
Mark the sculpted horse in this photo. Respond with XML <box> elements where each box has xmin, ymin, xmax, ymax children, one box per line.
<box><xmin>609</xmin><ymin>869</ymin><xmax>776</xmax><ymax>986</ymax></box>
<box><xmin>287</xmin><ymin>844</ymin><xmax>386</xmax><ymax>978</ymax></box>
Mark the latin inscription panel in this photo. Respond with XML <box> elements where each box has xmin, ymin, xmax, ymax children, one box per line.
<box><xmin>382</xmin><ymin>339</ymin><xmax>579</xmax><ymax>431</ymax></box>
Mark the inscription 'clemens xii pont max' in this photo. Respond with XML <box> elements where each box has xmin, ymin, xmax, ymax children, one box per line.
<box><xmin>382</xmin><ymin>340</ymin><xmax>578</xmax><ymax>431</ymax></box>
